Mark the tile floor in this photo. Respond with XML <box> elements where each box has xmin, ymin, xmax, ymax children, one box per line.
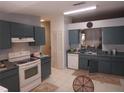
<box><xmin>43</xmin><ymin>68</ymin><xmax>124</xmax><ymax>92</ymax></box>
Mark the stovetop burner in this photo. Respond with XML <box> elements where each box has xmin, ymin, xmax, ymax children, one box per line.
<box><xmin>14</xmin><ymin>57</ymin><xmax>39</xmax><ymax>65</ymax></box>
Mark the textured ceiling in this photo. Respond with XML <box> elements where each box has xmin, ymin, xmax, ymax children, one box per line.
<box><xmin>0</xmin><ymin>1</ymin><xmax>124</xmax><ymax>21</ymax></box>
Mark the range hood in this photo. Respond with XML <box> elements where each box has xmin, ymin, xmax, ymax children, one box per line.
<box><xmin>11</xmin><ymin>38</ymin><xmax>35</xmax><ymax>43</ymax></box>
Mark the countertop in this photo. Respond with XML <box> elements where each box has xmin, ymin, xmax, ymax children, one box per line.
<box><xmin>31</xmin><ymin>55</ymin><xmax>50</xmax><ymax>59</ymax></box>
<box><xmin>0</xmin><ymin>60</ymin><xmax>18</xmax><ymax>74</ymax></box>
<box><xmin>40</xmin><ymin>55</ymin><xmax>50</xmax><ymax>58</ymax></box>
<box><xmin>67</xmin><ymin>51</ymin><xmax>124</xmax><ymax>60</ymax></box>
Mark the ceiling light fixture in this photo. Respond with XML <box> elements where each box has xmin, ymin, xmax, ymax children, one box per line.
<box><xmin>64</xmin><ymin>6</ymin><xmax>96</xmax><ymax>15</ymax></box>
<box><xmin>40</xmin><ymin>19</ymin><xmax>45</xmax><ymax>22</ymax></box>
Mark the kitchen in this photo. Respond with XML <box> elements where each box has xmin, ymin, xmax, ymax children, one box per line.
<box><xmin>67</xmin><ymin>18</ymin><xmax>124</xmax><ymax>74</ymax></box>
<box><xmin>0</xmin><ymin>1</ymin><xmax>124</xmax><ymax>92</ymax></box>
<box><xmin>0</xmin><ymin>13</ymin><xmax>51</xmax><ymax>92</ymax></box>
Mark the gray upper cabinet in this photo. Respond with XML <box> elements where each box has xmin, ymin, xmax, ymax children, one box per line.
<box><xmin>30</xmin><ymin>26</ymin><xmax>45</xmax><ymax>46</ymax></box>
<box><xmin>102</xmin><ymin>26</ymin><xmax>124</xmax><ymax>44</ymax></box>
<box><xmin>69</xmin><ymin>30</ymin><xmax>80</xmax><ymax>45</ymax></box>
<box><xmin>10</xmin><ymin>22</ymin><xmax>34</xmax><ymax>38</ymax></box>
<box><xmin>0</xmin><ymin>20</ymin><xmax>11</xmax><ymax>49</ymax></box>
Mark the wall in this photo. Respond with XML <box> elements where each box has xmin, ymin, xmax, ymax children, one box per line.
<box><xmin>0</xmin><ymin>12</ymin><xmax>41</xmax><ymax>60</ymax></box>
<box><xmin>68</xmin><ymin>17</ymin><xmax>124</xmax><ymax>30</ymax></box>
<box><xmin>102</xmin><ymin>44</ymin><xmax>124</xmax><ymax>52</ymax></box>
<box><xmin>0</xmin><ymin>43</ymin><xmax>40</xmax><ymax>60</ymax></box>
<box><xmin>0</xmin><ymin>12</ymin><xmax>41</xmax><ymax>26</ymax></box>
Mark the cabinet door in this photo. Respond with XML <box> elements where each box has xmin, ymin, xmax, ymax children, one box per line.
<box><xmin>41</xmin><ymin>57</ymin><xmax>51</xmax><ymax>81</ymax></box>
<box><xmin>30</xmin><ymin>27</ymin><xmax>45</xmax><ymax>46</ymax></box>
<box><xmin>79</xmin><ymin>55</ymin><xmax>89</xmax><ymax>70</ymax></box>
<box><xmin>10</xmin><ymin>22</ymin><xmax>33</xmax><ymax>38</ymax></box>
<box><xmin>112</xmin><ymin>62</ymin><xmax>124</xmax><ymax>76</ymax></box>
<box><xmin>98</xmin><ymin>61</ymin><xmax>112</xmax><ymax>74</ymax></box>
<box><xmin>0</xmin><ymin>74</ymin><xmax>20</xmax><ymax>92</ymax></box>
<box><xmin>69</xmin><ymin>30</ymin><xmax>80</xmax><ymax>45</ymax></box>
<box><xmin>0</xmin><ymin>69</ymin><xmax>20</xmax><ymax>92</ymax></box>
<box><xmin>102</xmin><ymin>26</ymin><xmax>124</xmax><ymax>44</ymax></box>
<box><xmin>0</xmin><ymin>21</ymin><xmax>11</xmax><ymax>49</ymax></box>
<box><xmin>89</xmin><ymin>60</ymin><xmax>98</xmax><ymax>73</ymax></box>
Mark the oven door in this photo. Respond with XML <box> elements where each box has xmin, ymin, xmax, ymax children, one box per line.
<box><xmin>19</xmin><ymin>60</ymin><xmax>41</xmax><ymax>87</ymax></box>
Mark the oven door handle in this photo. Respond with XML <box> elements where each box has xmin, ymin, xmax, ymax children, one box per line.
<box><xmin>20</xmin><ymin>61</ymin><xmax>41</xmax><ymax>69</ymax></box>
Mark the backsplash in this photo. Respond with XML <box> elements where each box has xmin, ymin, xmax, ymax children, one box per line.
<box><xmin>0</xmin><ymin>43</ymin><xmax>40</xmax><ymax>60</ymax></box>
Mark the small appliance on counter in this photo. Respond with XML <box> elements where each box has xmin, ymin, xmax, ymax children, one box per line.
<box><xmin>112</xmin><ymin>49</ymin><xmax>117</xmax><ymax>55</ymax></box>
<box><xmin>0</xmin><ymin>59</ymin><xmax>17</xmax><ymax>73</ymax></box>
<box><xmin>0</xmin><ymin>61</ymin><xmax>7</xmax><ymax>72</ymax></box>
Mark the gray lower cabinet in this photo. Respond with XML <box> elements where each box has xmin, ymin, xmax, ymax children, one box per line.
<box><xmin>41</xmin><ymin>57</ymin><xmax>51</xmax><ymax>81</ymax></box>
<box><xmin>0</xmin><ymin>20</ymin><xmax>11</xmax><ymax>49</ymax></box>
<box><xmin>89</xmin><ymin>60</ymin><xmax>98</xmax><ymax>73</ymax></box>
<box><xmin>0</xmin><ymin>68</ymin><xmax>20</xmax><ymax>92</ymax></box>
<box><xmin>79</xmin><ymin>55</ymin><xmax>89</xmax><ymax>70</ymax></box>
<box><xmin>112</xmin><ymin>61</ymin><xmax>124</xmax><ymax>76</ymax></box>
<box><xmin>30</xmin><ymin>27</ymin><xmax>45</xmax><ymax>46</ymax></box>
<box><xmin>78</xmin><ymin>54</ymin><xmax>124</xmax><ymax>76</ymax></box>
<box><xmin>69</xmin><ymin>30</ymin><xmax>80</xmax><ymax>45</ymax></box>
<box><xmin>98</xmin><ymin>61</ymin><xmax>112</xmax><ymax>74</ymax></box>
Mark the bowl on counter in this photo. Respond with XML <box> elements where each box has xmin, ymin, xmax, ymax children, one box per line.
<box><xmin>0</xmin><ymin>63</ymin><xmax>6</xmax><ymax>68</ymax></box>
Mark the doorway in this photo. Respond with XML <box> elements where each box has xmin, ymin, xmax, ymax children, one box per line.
<box><xmin>40</xmin><ymin>21</ymin><xmax>51</xmax><ymax>56</ymax></box>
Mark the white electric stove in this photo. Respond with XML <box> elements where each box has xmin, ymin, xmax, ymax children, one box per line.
<box><xmin>8</xmin><ymin>51</ymin><xmax>41</xmax><ymax>92</ymax></box>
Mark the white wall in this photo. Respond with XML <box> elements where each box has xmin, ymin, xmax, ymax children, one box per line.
<box><xmin>68</xmin><ymin>17</ymin><xmax>124</xmax><ymax>30</ymax></box>
<box><xmin>0</xmin><ymin>12</ymin><xmax>41</xmax><ymax>26</ymax></box>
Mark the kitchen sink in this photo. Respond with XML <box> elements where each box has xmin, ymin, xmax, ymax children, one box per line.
<box><xmin>84</xmin><ymin>51</ymin><xmax>97</xmax><ymax>55</ymax></box>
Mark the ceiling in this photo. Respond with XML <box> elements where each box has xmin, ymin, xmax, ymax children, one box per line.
<box><xmin>0</xmin><ymin>1</ymin><xmax>124</xmax><ymax>21</ymax></box>
<box><xmin>0</xmin><ymin>1</ymin><xmax>80</xmax><ymax>17</ymax></box>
